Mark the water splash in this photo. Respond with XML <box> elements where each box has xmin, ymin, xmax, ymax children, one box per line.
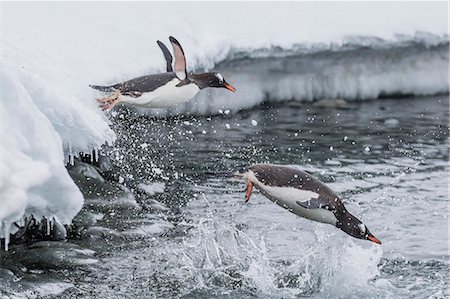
<box><xmin>155</xmin><ymin>207</ymin><xmax>388</xmax><ymax>298</ymax></box>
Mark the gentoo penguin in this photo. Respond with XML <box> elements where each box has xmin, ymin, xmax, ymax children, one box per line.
<box><xmin>90</xmin><ymin>36</ymin><xmax>235</xmax><ymax>111</ymax></box>
<box><xmin>238</xmin><ymin>164</ymin><xmax>382</xmax><ymax>244</ymax></box>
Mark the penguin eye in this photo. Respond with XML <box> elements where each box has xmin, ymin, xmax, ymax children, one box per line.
<box><xmin>215</xmin><ymin>73</ymin><xmax>224</xmax><ymax>84</ymax></box>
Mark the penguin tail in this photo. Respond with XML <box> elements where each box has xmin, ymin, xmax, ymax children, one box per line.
<box><xmin>89</xmin><ymin>84</ymin><xmax>119</xmax><ymax>92</ymax></box>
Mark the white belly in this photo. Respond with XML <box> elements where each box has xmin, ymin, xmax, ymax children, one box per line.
<box><xmin>121</xmin><ymin>79</ymin><xmax>200</xmax><ymax>108</ymax></box>
<box><xmin>244</xmin><ymin>171</ymin><xmax>337</xmax><ymax>225</ymax></box>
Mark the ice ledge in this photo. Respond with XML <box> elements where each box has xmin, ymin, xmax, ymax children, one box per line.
<box><xmin>0</xmin><ymin>68</ymin><xmax>113</xmax><ymax>249</ymax></box>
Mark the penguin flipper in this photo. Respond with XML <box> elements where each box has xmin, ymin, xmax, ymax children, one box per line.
<box><xmin>296</xmin><ymin>198</ymin><xmax>329</xmax><ymax>209</ymax></box>
<box><xmin>157</xmin><ymin>40</ymin><xmax>173</xmax><ymax>72</ymax></box>
<box><xmin>169</xmin><ymin>36</ymin><xmax>187</xmax><ymax>80</ymax></box>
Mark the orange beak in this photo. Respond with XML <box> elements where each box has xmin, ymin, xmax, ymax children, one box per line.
<box><xmin>224</xmin><ymin>83</ymin><xmax>236</xmax><ymax>92</ymax></box>
<box><xmin>368</xmin><ymin>235</ymin><xmax>382</xmax><ymax>245</ymax></box>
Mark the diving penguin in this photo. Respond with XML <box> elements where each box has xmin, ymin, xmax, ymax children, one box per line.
<box><xmin>238</xmin><ymin>164</ymin><xmax>382</xmax><ymax>244</ymax></box>
<box><xmin>90</xmin><ymin>36</ymin><xmax>235</xmax><ymax>111</ymax></box>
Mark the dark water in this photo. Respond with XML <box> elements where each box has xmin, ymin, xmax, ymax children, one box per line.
<box><xmin>1</xmin><ymin>96</ymin><xmax>449</xmax><ymax>298</ymax></box>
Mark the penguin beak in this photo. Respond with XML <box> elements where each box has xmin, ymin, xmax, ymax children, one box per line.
<box><xmin>224</xmin><ymin>83</ymin><xmax>236</xmax><ymax>92</ymax></box>
<box><xmin>367</xmin><ymin>235</ymin><xmax>382</xmax><ymax>245</ymax></box>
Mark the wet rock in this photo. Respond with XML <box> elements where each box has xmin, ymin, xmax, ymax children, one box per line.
<box><xmin>0</xmin><ymin>266</ymin><xmax>74</xmax><ymax>299</ymax></box>
<box><xmin>72</xmin><ymin>211</ymin><xmax>104</xmax><ymax>229</ymax></box>
<box><xmin>9</xmin><ymin>217</ymin><xmax>67</xmax><ymax>246</ymax></box>
<box><xmin>68</xmin><ymin>161</ymin><xmax>141</xmax><ymax>214</ymax></box>
<box><xmin>69</xmin><ymin>161</ymin><xmax>105</xmax><ymax>182</ymax></box>
<box><xmin>121</xmin><ymin>221</ymin><xmax>175</xmax><ymax>239</ymax></box>
<box><xmin>86</xmin><ymin>226</ymin><xmax>124</xmax><ymax>242</ymax></box>
<box><xmin>0</xmin><ymin>268</ymin><xmax>18</xmax><ymax>283</ymax></box>
<box><xmin>67</xmin><ymin>211</ymin><xmax>105</xmax><ymax>240</ymax></box>
<box><xmin>9</xmin><ymin>241</ymin><xmax>97</xmax><ymax>270</ymax></box>
<box><xmin>68</xmin><ymin>161</ymin><xmax>129</xmax><ymax>200</ymax></box>
<box><xmin>85</xmin><ymin>193</ymin><xmax>140</xmax><ymax>212</ymax></box>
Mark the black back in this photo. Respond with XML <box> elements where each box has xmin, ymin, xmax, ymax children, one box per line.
<box><xmin>115</xmin><ymin>72</ymin><xmax>177</xmax><ymax>97</ymax></box>
<box><xmin>249</xmin><ymin>164</ymin><xmax>337</xmax><ymax>198</ymax></box>
<box><xmin>249</xmin><ymin>164</ymin><xmax>348</xmax><ymax>212</ymax></box>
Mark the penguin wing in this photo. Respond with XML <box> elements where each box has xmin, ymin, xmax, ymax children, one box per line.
<box><xmin>157</xmin><ymin>40</ymin><xmax>173</xmax><ymax>72</ymax></box>
<box><xmin>118</xmin><ymin>72</ymin><xmax>177</xmax><ymax>95</ymax></box>
<box><xmin>169</xmin><ymin>36</ymin><xmax>187</xmax><ymax>80</ymax></box>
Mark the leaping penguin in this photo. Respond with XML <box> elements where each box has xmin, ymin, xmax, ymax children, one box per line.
<box><xmin>238</xmin><ymin>164</ymin><xmax>382</xmax><ymax>244</ymax></box>
<box><xmin>90</xmin><ymin>36</ymin><xmax>235</xmax><ymax>111</ymax></box>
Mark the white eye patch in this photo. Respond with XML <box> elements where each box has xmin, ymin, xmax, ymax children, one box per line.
<box><xmin>358</xmin><ymin>224</ymin><xmax>366</xmax><ymax>233</ymax></box>
<box><xmin>216</xmin><ymin>73</ymin><xmax>224</xmax><ymax>84</ymax></box>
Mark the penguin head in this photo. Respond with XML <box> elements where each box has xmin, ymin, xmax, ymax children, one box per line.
<box><xmin>337</xmin><ymin>216</ymin><xmax>381</xmax><ymax>245</ymax></box>
<box><xmin>207</xmin><ymin>73</ymin><xmax>236</xmax><ymax>92</ymax></box>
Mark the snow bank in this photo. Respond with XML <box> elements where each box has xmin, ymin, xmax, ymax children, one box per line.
<box><xmin>160</xmin><ymin>38</ymin><xmax>449</xmax><ymax>115</ymax></box>
<box><xmin>0</xmin><ymin>70</ymin><xmax>86</xmax><ymax>249</ymax></box>
<box><xmin>1</xmin><ymin>2</ymin><xmax>447</xmax><ymax>246</ymax></box>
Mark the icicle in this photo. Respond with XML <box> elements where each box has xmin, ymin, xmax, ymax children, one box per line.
<box><xmin>56</xmin><ymin>217</ymin><xmax>67</xmax><ymax>240</ymax></box>
<box><xmin>4</xmin><ymin>233</ymin><xmax>10</xmax><ymax>251</ymax></box>
<box><xmin>46</xmin><ymin>217</ymin><xmax>51</xmax><ymax>235</ymax></box>
<box><xmin>70</xmin><ymin>154</ymin><xmax>74</xmax><ymax>166</ymax></box>
<box><xmin>2</xmin><ymin>221</ymin><xmax>11</xmax><ymax>251</ymax></box>
<box><xmin>95</xmin><ymin>148</ymin><xmax>99</xmax><ymax>162</ymax></box>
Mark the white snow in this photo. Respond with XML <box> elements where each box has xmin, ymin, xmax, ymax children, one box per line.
<box><xmin>1</xmin><ymin>2</ymin><xmax>448</xmax><ymax>247</ymax></box>
<box><xmin>0</xmin><ymin>70</ymin><xmax>86</xmax><ymax>244</ymax></box>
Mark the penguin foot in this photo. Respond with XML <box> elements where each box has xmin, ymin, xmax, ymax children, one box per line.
<box><xmin>99</xmin><ymin>99</ymin><xmax>120</xmax><ymax>111</ymax></box>
<box><xmin>97</xmin><ymin>92</ymin><xmax>120</xmax><ymax>111</ymax></box>
<box><xmin>96</xmin><ymin>96</ymin><xmax>111</xmax><ymax>103</ymax></box>
<box><xmin>245</xmin><ymin>180</ymin><xmax>253</xmax><ymax>203</ymax></box>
